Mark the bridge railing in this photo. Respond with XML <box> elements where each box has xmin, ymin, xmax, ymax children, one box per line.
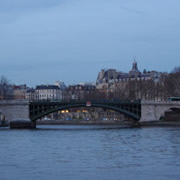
<box><xmin>30</xmin><ymin>99</ymin><xmax>141</xmax><ymax>104</ymax></box>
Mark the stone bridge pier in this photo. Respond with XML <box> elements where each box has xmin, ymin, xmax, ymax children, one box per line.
<box><xmin>140</xmin><ymin>100</ymin><xmax>180</xmax><ymax>122</ymax></box>
<box><xmin>0</xmin><ymin>100</ymin><xmax>30</xmax><ymax>124</ymax></box>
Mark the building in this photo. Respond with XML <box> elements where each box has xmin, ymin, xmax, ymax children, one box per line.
<box><xmin>96</xmin><ymin>61</ymin><xmax>161</xmax><ymax>88</ymax></box>
<box><xmin>25</xmin><ymin>88</ymin><xmax>36</xmax><ymax>101</ymax></box>
<box><xmin>35</xmin><ymin>85</ymin><xmax>63</xmax><ymax>101</ymax></box>
<box><xmin>96</xmin><ymin>61</ymin><xmax>162</xmax><ymax>100</ymax></box>
<box><xmin>129</xmin><ymin>61</ymin><xmax>141</xmax><ymax>78</ymax></box>
<box><xmin>54</xmin><ymin>81</ymin><xmax>66</xmax><ymax>90</ymax></box>
<box><xmin>13</xmin><ymin>84</ymin><xmax>27</xmax><ymax>99</ymax></box>
<box><xmin>64</xmin><ymin>83</ymin><xmax>96</xmax><ymax>100</ymax></box>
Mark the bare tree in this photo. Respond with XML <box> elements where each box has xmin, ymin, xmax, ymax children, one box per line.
<box><xmin>171</xmin><ymin>66</ymin><xmax>180</xmax><ymax>73</ymax></box>
<box><xmin>113</xmin><ymin>83</ymin><xmax>127</xmax><ymax>100</ymax></box>
<box><xmin>160</xmin><ymin>67</ymin><xmax>180</xmax><ymax>98</ymax></box>
<box><xmin>168</xmin><ymin>67</ymin><xmax>180</xmax><ymax>96</ymax></box>
<box><xmin>0</xmin><ymin>76</ymin><xmax>12</xmax><ymax>99</ymax></box>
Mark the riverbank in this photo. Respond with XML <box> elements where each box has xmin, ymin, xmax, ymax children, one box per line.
<box><xmin>140</xmin><ymin>121</ymin><xmax>180</xmax><ymax>127</ymax></box>
<box><xmin>36</xmin><ymin>120</ymin><xmax>180</xmax><ymax>127</ymax></box>
<box><xmin>36</xmin><ymin>120</ymin><xmax>132</xmax><ymax>126</ymax></box>
<box><xmin>0</xmin><ymin>125</ymin><xmax>8</xmax><ymax>127</ymax></box>
<box><xmin>1</xmin><ymin>120</ymin><xmax>180</xmax><ymax>129</ymax></box>
<box><xmin>0</xmin><ymin>121</ymin><xmax>9</xmax><ymax>127</ymax></box>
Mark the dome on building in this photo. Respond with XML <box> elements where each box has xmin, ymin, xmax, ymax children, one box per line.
<box><xmin>129</xmin><ymin>60</ymin><xmax>140</xmax><ymax>77</ymax></box>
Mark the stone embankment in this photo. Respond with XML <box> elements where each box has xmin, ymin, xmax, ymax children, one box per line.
<box><xmin>36</xmin><ymin>119</ymin><xmax>180</xmax><ymax>127</ymax></box>
<box><xmin>1</xmin><ymin>121</ymin><xmax>180</xmax><ymax>129</ymax></box>
<box><xmin>10</xmin><ymin>121</ymin><xmax>36</xmax><ymax>129</ymax></box>
<box><xmin>139</xmin><ymin>121</ymin><xmax>180</xmax><ymax>127</ymax></box>
<box><xmin>36</xmin><ymin>120</ymin><xmax>133</xmax><ymax>126</ymax></box>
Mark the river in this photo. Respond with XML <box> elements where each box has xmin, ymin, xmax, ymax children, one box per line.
<box><xmin>0</xmin><ymin>125</ymin><xmax>180</xmax><ymax>180</ymax></box>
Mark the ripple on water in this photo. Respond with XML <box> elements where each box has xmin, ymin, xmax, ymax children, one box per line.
<box><xmin>0</xmin><ymin>126</ymin><xmax>180</xmax><ymax>180</ymax></box>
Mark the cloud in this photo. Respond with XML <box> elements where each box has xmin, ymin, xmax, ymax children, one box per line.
<box><xmin>119</xmin><ymin>6</ymin><xmax>145</xmax><ymax>15</ymax></box>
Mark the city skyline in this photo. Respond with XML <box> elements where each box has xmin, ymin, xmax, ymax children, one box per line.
<box><xmin>0</xmin><ymin>0</ymin><xmax>180</xmax><ymax>87</ymax></box>
<box><xmin>1</xmin><ymin>60</ymin><xmax>172</xmax><ymax>88</ymax></box>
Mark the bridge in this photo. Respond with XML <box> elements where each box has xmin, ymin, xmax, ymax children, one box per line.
<box><xmin>29</xmin><ymin>100</ymin><xmax>141</xmax><ymax>121</ymax></box>
<box><xmin>141</xmin><ymin>100</ymin><xmax>180</xmax><ymax>121</ymax></box>
<box><xmin>0</xmin><ymin>100</ymin><xmax>180</xmax><ymax>125</ymax></box>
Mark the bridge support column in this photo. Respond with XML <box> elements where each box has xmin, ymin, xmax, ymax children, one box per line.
<box><xmin>0</xmin><ymin>100</ymin><xmax>31</xmax><ymax>126</ymax></box>
<box><xmin>140</xmin><ymin>100</ymin><xmax>180</xmax><ymax>122</ymax></box>
<box><xmin>140</xmin><ymin>101</ymin><xmax>157</xmax><ymax>122</ymax></box>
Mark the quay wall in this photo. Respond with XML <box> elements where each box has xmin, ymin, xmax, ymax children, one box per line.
<box><xmin>0</xmin><ymin>100</ymin><xmax>30</xmax><ymax>123</ymax></box>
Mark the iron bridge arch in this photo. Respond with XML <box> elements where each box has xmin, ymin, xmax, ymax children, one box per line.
<box><xmin>29</xmin><ymin>100</ymin><xmax>141</xmax><ymax>121</ymax></box>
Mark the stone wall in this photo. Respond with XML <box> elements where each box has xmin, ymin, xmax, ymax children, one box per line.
<box><xmin>140</xmin><ymin>100</ymin><xmax>180</xmax><ymax>122</ymax></box>
<box><xmin>0</xmin><ymin>100</ymin><xmax>30</xmax><ymax>124</ymax></box>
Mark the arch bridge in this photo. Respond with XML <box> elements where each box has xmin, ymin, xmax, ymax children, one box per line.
<box><xmin>29</xmin><ymin>100</ymin><xmax>141</xmax><ymax>121</ymax></box>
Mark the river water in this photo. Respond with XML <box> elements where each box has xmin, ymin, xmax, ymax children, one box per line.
<box><xmin>0</xmin><ymin>125</ymin><xmax>180</xmax><ymax>180</ymax></box>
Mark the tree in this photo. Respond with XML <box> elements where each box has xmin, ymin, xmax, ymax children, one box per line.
<box><xmin>0</xmin><ymin>76</ymin><xmax>12</xmax><ymax>99</ymax></box>
<box><xmin>171</xmin><ymin>66</ymin><xmax>180</xmax><ymax>73</ymax></box>
<box><xmin>161</xmin><ymin>67</ymin><xmax>180</xmax><ymax>98</ymax></box>
<box><xmin>169</xmin><ymin>67</ymin><xmax>180</xmax><ymax>96</ymax></box>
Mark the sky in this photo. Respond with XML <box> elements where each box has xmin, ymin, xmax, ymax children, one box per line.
<box><xmin>0</xmin><ymin>0</ymin><xmax>180</xmax><ymax>87</ymax></box>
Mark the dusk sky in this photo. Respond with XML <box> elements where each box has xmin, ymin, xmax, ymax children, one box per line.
<box><xmin>0</xmin><ymin>0</ymin><xmax>180</xmax><ymax>87</ymax></box>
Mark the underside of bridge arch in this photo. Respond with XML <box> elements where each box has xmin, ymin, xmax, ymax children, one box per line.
<box><xmin>30</xmin><ymin>103</ymin><xmax>140</xmax><ymax>122</ymax></box>
<box><xmin>161</xmin><ymin>107</ymin><xmax>180</xmax><ymax>121</ymax></box>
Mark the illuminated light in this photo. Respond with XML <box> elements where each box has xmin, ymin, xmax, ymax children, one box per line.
<box><xmin>61</xmin><ymin>110</ymin><xmax>65</xmax><ymax>113</ymax></box>
<box><xmin>66</xmin><ymin>110</ymin><xmax>69</xmax><ymax>113</ymax></box>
